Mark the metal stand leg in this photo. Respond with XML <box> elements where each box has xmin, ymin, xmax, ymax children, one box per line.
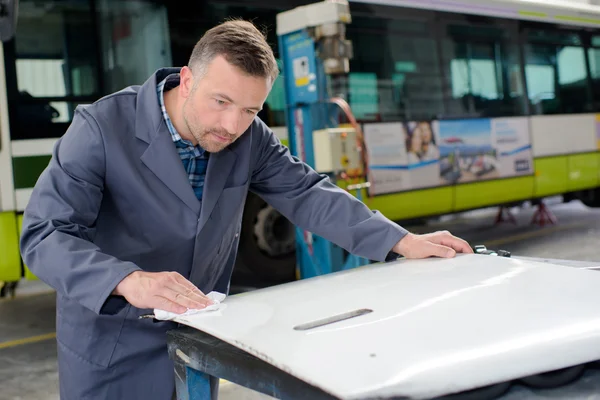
<box><xmin>531</xmin><ymin>203</ymin><xmax>557</xmax><ymax>227</ymax></box>
<box><xmin>173</xmin><ymin>359</ymin><xmax>215</xmax><ymax>400</ymax></box>
<box><xmin>495</xmin><ymin>206</ymin><xmax>517</xmax><ymax>225</ymax></box>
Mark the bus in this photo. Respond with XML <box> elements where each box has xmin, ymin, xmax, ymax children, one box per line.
<box><xmin>2</xmin><ymin>0</ymin><xmax>600</xmax><ymax>294</ymax></box>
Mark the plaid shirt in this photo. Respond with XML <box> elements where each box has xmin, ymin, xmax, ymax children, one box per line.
<box><xmin>157</xmin><ymin>74</ymin><xmax>209</xmax><ymax>201</ymax></box>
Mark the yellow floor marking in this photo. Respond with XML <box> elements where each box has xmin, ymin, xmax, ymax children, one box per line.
<box><xmin>0</xmin><ymin>289</ymin><xmax>55</xmax><ymax>303</ymax></box>
<box><xmin>0</xmin><ymin>332</ymin><xmax>56</xmax><ymax>350</ymax></box>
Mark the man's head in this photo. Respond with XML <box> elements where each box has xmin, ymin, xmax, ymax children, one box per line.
<box><xmin>177</xmin><ymin>19</ymin><xmax>279</xmax><ymax>152</ymax></box>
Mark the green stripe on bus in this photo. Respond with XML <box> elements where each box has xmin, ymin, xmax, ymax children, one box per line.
<box><xmin>518</xmin><ymin>11</ymin><xmax>547</xmax><ymax>18</ymax></box>
<box><xmin>0</xmin><ymin>212</ymin><xmax>21</xmax><ymax>282</ymax></box>
<box><xmin>364</xmin><ymin>186</ymin><xmax>454</xmax><ymax>221</ymax></box>
<box><xmin>567</xmin><ymin>153</ymin><xmax>600</xmax><ymax>192</ymax></box>
<box><xmin>12</xmin><ymin>155</ymin><xmax>52</xmax><ymax>189</ymax></box>
<box><xmin>555</xmin><ymin>15</ymin><xmax>600</xmax><ymax>25</ymax></box>
<box><xmin>455</xmin><ymin>176</ymin><xmax>534</xmax><ymax>211</ymax></box>
<box><xmin>534</xmin><ymin>156</ymin><xmax>568</xmax><ymax>197</ymax></box>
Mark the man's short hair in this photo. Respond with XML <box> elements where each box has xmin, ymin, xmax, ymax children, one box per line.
<box><xmin>188</xmin><ymin>19</ymin><xmax>279</xmax><ymax>85</ymax></box>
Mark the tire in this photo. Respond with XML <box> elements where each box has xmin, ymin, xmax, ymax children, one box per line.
<box><xmin>578</xmin><ymin>188</ymin><xmax>600</xmax><ymax>208</ymax></box>
<box><xmin>237</xmin><ymin>192</ymin><xmax>296</xmax><ymax>283</ymax></box>
<box><xmin>435</xmin><ymin>382</ymin><xmax>511</xmax><ymax>400</ymax></box>
<box><xmin>519</xmin><ymin>365</ymin><xmax>585</xmax><ymax>388</ymax></box>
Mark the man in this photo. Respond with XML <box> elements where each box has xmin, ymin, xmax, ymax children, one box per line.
<box><xmin>20</xmin><ymin>20</ymin><xmax>472</xmax><ymax>399</ymax></box>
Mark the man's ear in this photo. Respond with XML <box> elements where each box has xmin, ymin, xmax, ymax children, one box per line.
<box><xmin>179</xmin><ymin>66</ymin><xmax>195</xmax><ymax>98</ymax></box>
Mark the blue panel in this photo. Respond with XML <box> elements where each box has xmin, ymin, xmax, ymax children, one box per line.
<box><xmin>280</xmin><ymin>30</ymin><xmax>319</xmax><ymax>105</ymax></box>
<box><xmin>279</xmin><ymin>30</ymin><xmax>334</xmax><ymax>168</ymax></box>
<box><xmin>295</xmin><ymin>227</ymin><xmax>370</xmax><ymax>279</ymax></box>
<box><xmin>186</xmin><ymin>367</ymin><xmax>212</xmax><ymax>400</ymax></box>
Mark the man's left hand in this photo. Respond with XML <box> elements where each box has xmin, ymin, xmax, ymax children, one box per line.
<box><xmin>392</xmin><ymin>230</ymin><xmax>473</xmax><ymax>259</ymax></box>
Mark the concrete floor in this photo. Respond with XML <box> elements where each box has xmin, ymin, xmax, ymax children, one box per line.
<box><xmin>2</xmin><ymin>198</ymin><xmax>600</xmax><ymax>400</ymax></box>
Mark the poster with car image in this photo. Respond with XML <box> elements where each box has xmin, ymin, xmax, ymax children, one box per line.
<box><xmin>438</xmin><ymin>119</ymin><xmax>497</xmax><ymax>184</ymax></box>
<box><xmin>438</xmin><ymin>117</ymin><xmax>532</xmax><ymax>185</ymax></box>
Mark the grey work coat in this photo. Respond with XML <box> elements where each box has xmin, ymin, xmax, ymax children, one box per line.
<box><xmin>19</xmin><ymin>68</ymin><xmax>408</xmax><ymax>399</ymax></box>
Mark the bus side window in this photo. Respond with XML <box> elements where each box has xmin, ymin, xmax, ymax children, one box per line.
<box><xmin>524</xmin><ymin>28</ymin><xmax>592</xmax><ymax>115</ymax></box>
<box><xmin>439</xmin><ymin>18</ymin><xmax>526</xmax><ymax>119</ymax></box>
<box><xmin>587</xmin><ymin>35</ymin><xmax>600</xmax><ymax>111</ymax></box>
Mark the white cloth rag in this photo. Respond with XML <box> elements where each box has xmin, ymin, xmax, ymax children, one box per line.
<box><xmin>153</xmin><ymin>291</ymin><xmax>226</xmax><ymax>321</ymax></box>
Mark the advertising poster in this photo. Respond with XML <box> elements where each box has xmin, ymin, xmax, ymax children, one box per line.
<box><xmin>403</xmin><ymin>120</ymin><xmax>440</xmax><ymax>189</ymax></box>
<box><xmin>363</xmin><ymin>122</ymin><xmax>439</xmax><ymax>196</ymax></box>
<box><xmin>363</xmin><ymin>117</ymin><xmax>532</xmax><ymax>196</ymax></box>
<box><xmin>438</xmin><ymin>117</ymin><xmax>532</xmax><ymax>184</ymax></box>
<box><xmin>363</xmin><ymin>122</ymin><xmax>410</xmax><ymax>196</ymax></box>
<box><xmin>438</xmin><ymin>119</ymin><xmax>497</xmax><ymax>184</ymax></box>
<box><xmin>492</xmin><ymin>117</ymin><xmax>533</xmax><ymax>178</ymax></box>
<box><xmin>596</xmin><ymin>114</ymin><xmax>600</xmax><ymax>150</ymax></box>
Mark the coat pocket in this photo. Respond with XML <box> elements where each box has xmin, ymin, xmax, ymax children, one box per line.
<box><xmin>56</xmin><ymin>297</ymin><xmax>130</xmax><ymax>368</ymax></box>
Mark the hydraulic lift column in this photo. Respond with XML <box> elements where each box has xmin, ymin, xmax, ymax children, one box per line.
<box><xmin>276</xmin><ymin>0</ymin><xmax>371</xmax><ymax>279</ymax></box>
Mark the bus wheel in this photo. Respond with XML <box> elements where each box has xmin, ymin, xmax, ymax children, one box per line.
<box><xmin>578</xmin><ymin>188</ymin><xmax>600</xmax><ymax>208</ymax></box>
<box><xmin>238</xmin><ymin>192</ymin><xmax>296</xmax><ymax>283</ymax></box>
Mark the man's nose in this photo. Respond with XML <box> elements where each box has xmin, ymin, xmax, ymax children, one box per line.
<box><xmin>221</xmin><ymin>109</ymin><xmax>241</xmax><ymax>135</ymax></box>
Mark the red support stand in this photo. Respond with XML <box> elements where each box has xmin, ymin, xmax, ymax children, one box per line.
<box><xmin>495</xmin><ymin>206</ymin><xmax>517</xmax><ymax>225</ymax></box>
<box><xmin>530</xmin><ymin>203</ymin><xmax>557</xmax><ymax>227</ymax></box>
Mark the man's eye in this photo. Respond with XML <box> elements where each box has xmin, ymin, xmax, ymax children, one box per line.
<box><xmin>215</xmin><ymin>99</ymin><xmax>226</xmax><ymax>105</ymax></box>
<box><xmin>246</xmin><ymin>109</ymin><xmax>256</xmax><ymax>115</ymax></box>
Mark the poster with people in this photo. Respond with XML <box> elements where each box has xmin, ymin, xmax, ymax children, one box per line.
<box><xmin>363</xmin><ymin>121</ymin><xmax>440</xmax><ymax>196</ymax></box>
<box><xmin>363</xmin><ymin>122</ymin><xmax>412</xmax><ymax>195</ymax></box>
<box><xmin>403</xmin><ymin>120</ymin><xmax>440</xmax><ymax>189</ymax></box>
<box><xmin>363</xmin><ymin>116</ymin><xmax>533</xmax><ymax>196</ymax></box>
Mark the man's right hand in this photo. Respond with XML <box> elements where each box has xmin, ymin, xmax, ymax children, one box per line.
<box><xmin>112</xmin><ymin>271</ymin><xmax>214</xmax><ymax>314</ymax></box>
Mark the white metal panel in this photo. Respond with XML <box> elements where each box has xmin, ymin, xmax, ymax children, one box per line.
<box><xmin>0</xmin><ymin>43</ymin><xmax>15</xmax><ymax>212</ymax></box>
<box><xmin>530</xmin><ymin>114</ymin><xmax>596</xmax><ymax>157</ymax></box>
<box><xmin>11</xmin><ymin>138</ymin><xmax>58</xmax><ymax>157</ymax></box>
<box><xmin>271</xmin><ymin>126</ymin><xmax>289</xmax><ymax>142</ymax></box>
<box><xmin>313</xmin><ymin>127</ymin><xmax>361</xmax><ymax>173</ymax></box>
<box><xmin>167</xmin><ymin>254</ymin><xmax>600</xmax><ymax>399</ymax></box>
<box><xmin>351</xmin><ymin>0</ymin><xmax>600</xmax><ymax>28</ymax></box>
<box><xmin>15</xmin><ymin>188</ymin><xmax>33</xmax><ymax>212</ymax></box>
<box><xmin>276</xmin><ymin>0</ymin><xmax>352</xmax><ymax>35</ymax></box>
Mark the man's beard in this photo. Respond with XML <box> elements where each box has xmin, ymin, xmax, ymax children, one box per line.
<box><xmin>182</xmin><ymin>110</ymin><xmax>235</xmax><ymax>153</ymax></box>
<box><xmin>196</xmin><ymin>127</ymin><xmax>235</xmax><ymax>153</ymax></box>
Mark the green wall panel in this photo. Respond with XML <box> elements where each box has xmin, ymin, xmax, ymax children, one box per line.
<box><xmin>17</xmin><ymin>214</ymin><xmax>37</xmax><ymax>280</ymax></box>
<box><xmin>0</xmin><ymin>212</ymin><xmax>21</xmax><ymax>282</ymax></box>
<box><xmin>12</xmin><ymin>155</ymin><xmax>52</xmax><ymax>189</ymax></box>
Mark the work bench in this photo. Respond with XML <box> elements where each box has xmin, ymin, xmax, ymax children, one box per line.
<box><xmin>166</xmin><ymin>255</ymin><xmax>600</xmax><ymax>400</ymax></box>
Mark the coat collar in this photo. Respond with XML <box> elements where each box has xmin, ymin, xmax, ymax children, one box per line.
<box><xmin>135</xmin><ymin>67</ymin><xmax>179</xmax><ymax>145</ymax></box>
